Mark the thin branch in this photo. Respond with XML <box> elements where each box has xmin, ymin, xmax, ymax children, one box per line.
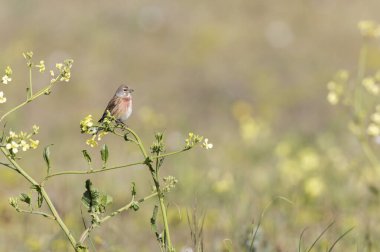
<box><xmin>78</xmin><ymin>192</ymin><xmax>158</xmax><ymax>244</ymax></box>
<box><xmin>18</xmin><ymin>209</ymin><xmax>55</xmax><ymax>220</ymax></box>
<box><xmin>46</xmin><ymin>161</ymin><xmax>144</xmax><ymax>179</ymax></box>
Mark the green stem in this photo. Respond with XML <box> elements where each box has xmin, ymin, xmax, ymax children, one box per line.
<box><xmin>79</xmin><ymin>192</ymin><xmax>158</xmax><ymax>244</ymax></box>
<box><xmin>151</xmin><ymin>149</ymin><xmax>188</xmax><ymax>160</ymax></box>
<box><xmin>40</xmin><ymin>187</ymin><xmax>77</xmax><ymax>248</ymax></box>
<box><xmin>0</xmin><ymin>147</ymin><xmax>78</xmax><ymax>250</ymax></box>
<box><xmin>29</xmin><ymin>66</ymin><xmax>33</xmax><ymax>98</ymax></box>
<box><xmin>0</xmin><ymin>80</ymin><xmax>57</xmax><ymax>123</ymax></box>
<box><xmin>18</xmin><ymin>209</ymin><xmax>55</xmax><ymax>220</ymax></box>
<box><xmin>158</xmin><ymin>194</ymin><xmax>173</xmax><ymax>250</ymax></box>
<box><xmin>46</xmin><ymin>161</ymin><xmax>144</xmax><ymax>179</ymax></box>
<box><xmin>126</xmin><ymin>127</ymin><xmax>148</xmax><ymax>158</ymax></box>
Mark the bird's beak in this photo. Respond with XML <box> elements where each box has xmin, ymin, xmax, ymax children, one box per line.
<box><xmin>129</xmin><ymin>89</ymin><xmax>134</xmax><ymax>93</ymax></box>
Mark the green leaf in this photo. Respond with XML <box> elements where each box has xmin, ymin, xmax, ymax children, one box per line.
<box><xmin>31</xmin><ymin>185</ymin><xmax>43</xmax><ymax>208</ymax></box>
<box><xmin>81</xmin><ymin>179</ymin><xmax>112</xmax><ymax>214</ymax></box>
<box><xmin>43</xmin><ymin>145</ymin><xmax>52</xmax><ymax>175</ymax></box>
<box><xmin>19</xmin><ymin>193</ymin><xmax>31</xmax><ymax>205</ymax></box>
<box><xmin>100</xmin><ymin>144</ymin><xmax>109</xmax><ymax>166</ymax></box>
<box><xmin>82</xmin><ymin>150</ymin><xmax>92</xmax><ymax>164</ymax></box>
<box><xmin>131</xmin><ymin>201</ymin><xmax>139</xmax><ymax>211</ymax></box>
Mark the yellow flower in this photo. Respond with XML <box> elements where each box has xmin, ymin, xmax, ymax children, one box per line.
<box><xmin>202</xmin><ymin>138</ymin><xmax>213</xmax><ymax>149</ymax></box>
<box><xmin>367</xmin><ymin>123</ymin><xmax>380</xmax><ymax>136</ymax></box>
<box><xmin>32</xmin><ymin>125</ymin><xmax>39</xmax><ymax>134</ymax></box>
<box><xmin>86</xmin><ymin>136</ymin><xmax>98</xmax><ymax>148</ymax></box>
<box><xmin>0</xmin><ymin>91</ymin><xmax>7</xmax><ymax>103</ymax></box>
<box><xmin>327</xmin><ymin>92</ymin><xmax>338</xmax><ymax>105</ymax></box>
<box><xmin>20</xmin><ymin>140</ymin><xmax>30</xmax><ymax>151</ymax></box>
<box><xmin>304</xmin><ymin>177</ymin><xmax>324</xmax><ymax>197</ymax></box>
<box><xmin>6</xmin><ymin>141</ymin><xmax>19</xmax><ymax>154</ymax></box>
<box><xmin>358</xmin><ymin>20</ymin><xmax>380</xmax><ymax>38</ymax></box>
<box><xmin>362</xmin><ymin>77</ymin><xmax>379</xmax><ymax>95</ymax></box>
<box><xmin>29</xmin><ymin>139</ymin><xmax>39</xmax><ymax>149</ymax></box>
<box><xmin>1</xmin><ymin>75</ymin><xmax>11</xmax><ymax>85</ymax></box>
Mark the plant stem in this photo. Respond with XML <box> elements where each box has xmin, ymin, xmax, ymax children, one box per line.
<box><xmin>29</xmin><ymin>66</ymin><xmax>33</xmax><ymax>98</ymax></box>
<box><xmin>0</xmin><ymin>81</ymin><xmax>57</xmax><ymax>123</ymax></box>
<box><xmin>126</xmin><ymin>127</ymin><xmax>148</xmax><ymax>158</ymax></box>
<box><xmin>78</xmin><ymin>192</ymin><xmax>158</xmax><ymax>244</ymax></box>
<box><xmin>18</xmin><ymin>209</ymin><xmax>55</xmax><ymax>220</ymax></box>
<box><xmin>40</xmin><ymin>187</ymin><xmax>78</xmax><ymax>249</ymax></box>
<box><xmin>46</xmin><ymin>161</ymin><xmax>144</xmax><ymax>179</ymax></box>
<box><xmin>1</xmin><ymin>147</ymin><xmax>78</xmax><ymax>250</ymax></box>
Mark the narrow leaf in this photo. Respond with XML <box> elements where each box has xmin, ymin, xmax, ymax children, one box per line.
<box><xmin>19</xmin><ymin>193</ymin><xmax>31</xmax><ymax>205</ymax></box>
<box><xmin>43</xmin><ymin>145</ymin><xmax>52</xmax><ymax>175</ymax></box>
<box><xmin>100</xmin><ymin>144</ymin><xmax>109</xmax><ymax>166</ymax></box>
<box><xmin>82</xmin><ymin>150</ymin><xmax>92</xmax><ymax>164</ymax></box>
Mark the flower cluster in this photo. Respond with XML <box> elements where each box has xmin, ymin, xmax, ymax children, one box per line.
<box><xmin>4</xmin><ymin>126</ymin><xmax>40</xmax><ymax>156</ymax></box>
<box><xmin>2</xmin><ymin>66</ymin><xmax>12</xmax><ymax>85</ymax></box>
<box><xmin>367</xmin><ymin>105</ymin><xmax>380</xmax><ymax>137</ymax></box>
<box><xmin>35</xmin><ymin>60</ymin><xmax>45</xmax><ymax>73</ymax></box>
<box><xmin>80</xmin><ymin>115</ymin><xmax>96</xmax><ymax>134</ymax></box>
<box><xmin>358</xmin><ymin>20</ymin><xmax>380</xmax><ymax>39</ymax></box>
<box><xmin>0</xmin><ymin>66</ymin><xmax>13</xmax><ymax>103</ymax></box>
<box><xmin>185</xmin><ymin>132</ymin><xmax>213</xmax><ymax>150</ymax></box>
<box><xmin>362</xmin><ymin>72</ymin><xmax>380</xmax><ymax>96</ymax></box>
<box><xmin>51</xmin><ymin>59</ymin><xmax>74</xmax><ymax>83</ymax></box>
<box><xmin>80</xmin><ymin>114</ymin><xmax>109</xmax><ymax>148</ymax></box>
<box><xmin>162</xmin><ymin>176</ymin><xmax>178</xmax><ymax>193</ymax></box>
<box><xmin>326</xmin><ymin>70</ymin><xmax>349</xmax><ymax>105</ymax></box>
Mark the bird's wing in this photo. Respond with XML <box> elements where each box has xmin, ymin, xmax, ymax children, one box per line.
<box><xmin>98</xmin><ymin>96</ymin><xmax>118</xmax><ymax>122</ymax></box>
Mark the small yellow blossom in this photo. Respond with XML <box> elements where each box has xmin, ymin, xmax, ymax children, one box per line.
<box><xmin>9</xmin><ymin>131</ymin><xmax>16</xmax><ymax>138</ymax></box>
<box><xmin>2</xmin><ymin>75</ymin><xmax>11</xmax><ymax>84</ymax></box>
<box><xmin>32</xmin><ymin>125</ymin><xmax>39</xmax><ymax>134</ymax></box>
<box><xmin>86</xmin><ymin>136</ymin><xmax>98</xmax><ymax>148</ymax></box>
<box><xmin>20</xmin><ymin>140</ymin><xmax>30</xmax><ymax>151</ymax></box>
<box><xmin>50</xmin><ymin>70</ymin><xmax>55</xmax><ymax>77</ymax></box>
<box><xmin>97</xmin><ymin>132</ymin><xmax>108</xmax><ymax>141</ymax></box>
<box><xmin>29</xmin><ymin>139</ymin><xmax>39</xmax><ymax>149</ymax></box>
<box><xmin>0</xmin><ymin>91</ymin><xmax>6</xmax><ymax>103</ymax></box>
<box><xmin>6</xmin><ymin>141</ymin><xmax>19</xmax><ymax>154</ymax></box>
<box><xmin>36</xmin><ymin>60</ymin><xmax>45</xmax><ymax>73</ymax></box>
<box><xmin>202</xmin><ymin>138</ymin><xmax>213</xmax><ymax>149</ymax></box>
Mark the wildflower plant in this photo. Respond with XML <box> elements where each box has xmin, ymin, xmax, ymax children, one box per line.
<box><xmin>0</xmin><ymin>51</ymin><xmax>212</xmax><ymax>251</ymax></box>
<box><xmin>327</xmin><ymin>20</ymin><xmax>380</xmax><ymax>168</ymax></box>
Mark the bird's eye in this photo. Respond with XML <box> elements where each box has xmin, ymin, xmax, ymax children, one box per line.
<box><xmin>123</xmin><ymin>88</ymin><xmax>127</xmax><ymax>91</ymax></box>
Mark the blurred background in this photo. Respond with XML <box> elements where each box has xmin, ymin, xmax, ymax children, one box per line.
<box><xmin>1</xmin><ymin>0</ymin><xmax>380</xmax><ymax>251</ymax></box>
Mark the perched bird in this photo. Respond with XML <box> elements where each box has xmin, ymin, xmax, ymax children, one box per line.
<box><xmin>98</xmin><ymin>85</ymin><xmax>134</xmax><ymax>124</ymax></box>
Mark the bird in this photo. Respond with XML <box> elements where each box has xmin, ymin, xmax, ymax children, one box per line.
<box><xmin>98</xmin><ymin>85</ymin><xmax>134</xmax><ymax>124</ymax></box>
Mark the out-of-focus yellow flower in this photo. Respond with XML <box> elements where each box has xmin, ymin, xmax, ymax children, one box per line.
<box><xmin>367</xmin><ymin>123</ymin><xmax>380</xmax><ymax>136</ymax></box>
<box><xmin>327</xmin><ymin>92</ymin><xmax>338</xmax><ymax>105</ymax></box>
<box><xmin>29</xmin><ymin>139</ymin><xmax>39</xmax><ymax>149</ymax></box>
<box><xmin>304</xmin><ymin>177</ymin><xmax>324</xmax><ymax>197</ymax></box>
<box><xmin>202</xmin><ymin>138</ymin><xmax>213</xmax><ymax>149</ymax></box>
<box><xmin>213</xmin><ymin>173</ymin><xmax>234</xmax><ymax>193</ymax></box>
<box><xmin>362</xmin><ymin>77</ymin><xmax>379</xmax><ymax>95</ymax></box>
<box><xmin>358</xmin><ymin>20</ymin><xmax>380</xmax><ymax>38</ymax></box>
<box><xmin>0</xmin><ymin>91</ymin><xmax>6</xmax><ymax>103</ymax></box>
